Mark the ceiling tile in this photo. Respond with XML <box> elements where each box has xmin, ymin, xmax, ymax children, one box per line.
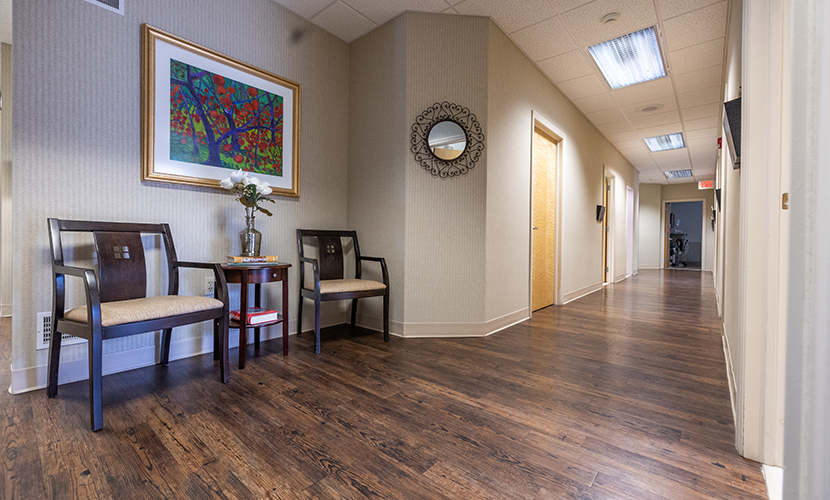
<box><xmin>272</xmin><ymin>0</ymin><xmax>334</xmax><ymax>19</ymax></box>
<box><xmin>629</xmin><ymin>110</ymin><xmax>681</xmax><ymax>130</ymax></box>
<box><xmin>585</xmin><ymin>108</ymin><xmax>627</xmax><ymax>125</ymax></box>
<box><xmin>560</xmin><ymin>0</ymin><xmax>658</xmax><ymax>47</ymax></box>
<box><xmin>687</xmin><ymin>137</ymin><xmax>719</xmax><ymax>151</ymax></box>
<box><xmin>636</xmin><ymin>123</ymin><xmax>682</xmax><ymax>138</ymax></box>
<box><xmin>655</xmin><ymin>155</ymin><xmax>692</xmax><ymax>170</ymax></box>
<box><xmin>619</xmin><ymin>95</ymin><xmax>678</xmax><ymax>119</ymax></box>
<box><xmin>662</xmin><ymin>2</ymin><xmax>728</xmax><ymax>52</ymax></box>
<box><xmin>684</xmin><ymin>116</ymin><xmax>720</xmax><ymax>131</ymax></box>
<box><xmin>311</xmin><ymin>1</ymin><xmax>377</xmax><ymax>42</ymax></box>
<box><xmin>595</xmin><ymin>120</ymin><xmax>635</xmax><ymax>135</ymax></box>
<box><xmin>344</xmin><ymin>0</ymin><xmax>450</xmax><ymax>24</ymax></box>
<box><xmin>680</xmin><ymin>103</ymin><xmax>720</xmax><ymax>121</ymax></box>
<box><xmin>510</xmin><ymin>16</ymin><xmax>578</xmax><ymax>61</ymax></box>
<box><xmin>556</xmin><ymin>74</ymin><xmax>608</xmax><ymax>100</ymax></box>
<box><xmin>678</xmin><ymin>85</ymin><xmax>721</xmax><ymax>108</ymax></box>
<box><xmin>656</xmin><ymin>0</ymin><xmax>723</xmax><ymax>20</ymax></box>
<box><xmin>551</xmin><ymin>0</ymin><xmax>594</xmax><ymax>14</ymax></box>
<box><xmin>538</xmin><ymin>49</ymin><xmax>595</xmax><ymax>82</ymax></box>
<box><xmin>455</xmin><ymin>0</ymin><xmax>560</xmax><ymax>34</ymax></box>
<box><xmin>615</xmin><ymin>139</ymin><xmax>647</xmax><ymax>150</ymax></box>
<box><xmin>610</xmin><ymin>77</ymin><xmax>674</xmax><ymax>106</ymax></box>
<box><xmin>685</xmin><ymin>128</ymin><xmax>720</xmax><ymax>140</ymax></box>
<box><xmin>674</xmin><ymin>65</ymin><xmax>723</xmax><ymax>94</ymax></box>
<box><xmin>571</xmin><ymin>92</ymin><xmax>617</xmax><ymax>113</ymax></box>
<box><xmin>605</xmin><ymin>131</ymin><xmax>641</xmax><ymax>142</ymax></box>
<box><xmin>668</xmin><ymin>38</ymin><xmax>725</xmax><ymax>75</ymax></box>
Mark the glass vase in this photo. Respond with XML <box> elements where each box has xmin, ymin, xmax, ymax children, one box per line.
<box><xmin>238</xmin><ymin>215</ymin><xmax>262</xmax><ymax>257</ymax></box>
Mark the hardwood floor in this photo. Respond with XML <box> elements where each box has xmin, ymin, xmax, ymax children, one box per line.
<box><xmin>1</xmin><ymin>270</ymin><xmax>766</xmax><ymax>499</ymax></box>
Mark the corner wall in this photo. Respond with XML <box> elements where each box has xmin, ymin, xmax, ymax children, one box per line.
<box><xmin>12</xmin><ymin>0</ymin><xmax>351</xmax><ymax>392</ymax></box>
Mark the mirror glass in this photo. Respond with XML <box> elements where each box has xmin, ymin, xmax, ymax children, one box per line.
<box><xmin>428</xmin><ymin>120</ymin><xmax>466</xmax><ymax>161</ymax></box>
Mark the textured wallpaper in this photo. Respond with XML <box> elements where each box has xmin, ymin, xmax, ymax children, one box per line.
<box><xmin>12</xmin><ymin>0</ymin><xmax>350</xmax><ymax>370</ymax></box>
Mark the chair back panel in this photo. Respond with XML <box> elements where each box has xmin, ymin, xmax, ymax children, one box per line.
<box><xmin>317</xmin><ymin>236</ymin><xmax>345</xmax><ymax>281</ymax></box>
<box><xmin>93</xmin><ymin>231</ymin><xmax>147</xmax><ymax>302</ymax></box>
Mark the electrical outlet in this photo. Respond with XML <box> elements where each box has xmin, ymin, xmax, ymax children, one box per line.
<box><xmin>205</xmin><ymin>277</ymin><xmax>216</xmax><ymax>296</ymax></box>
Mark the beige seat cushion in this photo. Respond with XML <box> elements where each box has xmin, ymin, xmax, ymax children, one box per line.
<box><xmin>304</xmin><ymin>278</ymin><xmax>386</xmax><ymax>294</ymax></box>
<box><xmin>64</xmin><ymin>295</ymin><xmax>224</xmax><ymax>327</ymax></box>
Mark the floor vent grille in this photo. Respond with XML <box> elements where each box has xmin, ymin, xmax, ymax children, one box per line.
<box><xmin>82</xmin><ymin>0</ymin><xmax>124</xmax><ymax>16</ymax></box>
<box><xmin>36</xmin><ymin>312</ymin><xmax>86</xmax><ymax>350</ymax></box>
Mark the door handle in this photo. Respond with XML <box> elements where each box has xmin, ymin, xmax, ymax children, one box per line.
<box><xmin>532</xmin><ymin>226</ymin><xmax>539</xmax><ymax>230</ymax></box>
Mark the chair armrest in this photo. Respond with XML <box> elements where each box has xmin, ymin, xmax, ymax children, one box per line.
<box><xmin>298</xmin><ymin>256</ymin><xmax>320</xmax><ymax>290</ymax></box>
<box><xmin>177</xmin><ymin>261</ymin><xmax>229</xmax><ymax>306</ymax></box>
<box><xmin>52</xmin><ymin>265</ymin><xmax>102</xmax><ymax>326</ymax></box>
<box><xmin>358</xmin><ymin>256</ymin><xmax>389</xmax><ymax>286</ymax></box>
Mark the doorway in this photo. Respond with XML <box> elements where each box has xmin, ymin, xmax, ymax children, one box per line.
<box><xmin>664</xmin><ymin>201</ymin><xmax>703</xmax><ymax>269</ymax></box>
<box><xmin>531</xmin><ymin>125</ymin><xmax>559</xmax><ymax>311</ymax></box>
<box><xmin>602</xmin><ymin>175</ymin><xmax>612</xmax><ymax>283</ymax></box>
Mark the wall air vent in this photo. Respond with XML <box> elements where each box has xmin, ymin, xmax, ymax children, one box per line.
<box><xmin>82</xmin><ymin>0</ymin><xmax>124</xmax><ymax>16</ymax></box>
<box><xmin>36</xmin><ymin>312</ymin><xmax>86</xmax><ymax>350</ymax></box>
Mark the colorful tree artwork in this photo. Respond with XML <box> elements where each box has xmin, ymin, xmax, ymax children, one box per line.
<box><xmin>169</xmin><ymin>59</ymin><xmax>284</xmax><ymax>177</ymax></box>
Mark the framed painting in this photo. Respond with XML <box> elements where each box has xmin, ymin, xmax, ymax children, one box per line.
<box><xmin>141</xmin><ymin>24</ymin><xmax>301</xmax><ymax>197</ymax></box>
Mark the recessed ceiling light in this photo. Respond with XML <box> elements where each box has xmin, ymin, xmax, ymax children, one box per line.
<box><xmin>664</xmin><ymin>169</ymin><xmax>693</xmax><ymax>179</ymax></box>
<box><xmin>644</xmin><ymin>133</ymin><xmax>685</xmax><ymax>152</ymax></box>
<box><xmin>636</xmin><ymin>103</ymin><xmax>665</xmax><ymax>113</ymax></box>
<box><xmin>588</xmin><ymin>27</ymin><xmax>666</xmax><ymax>89</ymax></box>
<box><xmin>601</xmin><ymin>12</ymin><xmax>620</xmax><ymax>25</ymax></box>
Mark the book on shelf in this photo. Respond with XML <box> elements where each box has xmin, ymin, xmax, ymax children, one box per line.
<box><xmin>226</xmin><ymin>255</ymin><xmax>278</xmax><ymax>263</ymax></box>
<box><xmin>230</xmin><ymin>307</ymin><xmax>281</xmax><ymax>325</ymax></box>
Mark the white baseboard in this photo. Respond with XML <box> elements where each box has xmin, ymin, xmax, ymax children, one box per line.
<box><xmin>358</xmin><ymin>308</ymin><xmax>530</xmax><ymax>339</ymax></box>
<box><xmin>614</xmin><ymin>273</ymin><xmax>627</xmax><ymax>283</ymax></box>
<box><xmin>721</xmin><ymin>324</ymin><xmax>738</xmax><ymax>432</ymax></box>
<box><xmin>562</xmin><ymin>281</ymin><xmax>602</xmax><ymax>304</ymax></box>
<box><xmin>638</xmin><ymin>265</ymin><xmax>663</xmax><ymax>270</ymax></box>
<box><xmin>1</xmin><ymin>304</ymin><xmax>10</xmax><ymax>318</ymax></box>
<box><xmin>10</xmin><ymin>322</ymin><xmax>293</xmax><ymax>395</ymax></box>
<box><xmin>762</xmin><ymin>464</ymin><xmax>783</xmax><ymax>500</ymax></box>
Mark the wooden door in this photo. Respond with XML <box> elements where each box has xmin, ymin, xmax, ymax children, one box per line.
<box><xmin>531</xmin><ymin>128</ymin><xmax>557</xmax><ymax>311</ymax></box>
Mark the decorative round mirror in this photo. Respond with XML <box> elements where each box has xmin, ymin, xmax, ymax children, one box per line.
<box><xmin>428</xmin><ymin>120</ymin><xmax>467</xmax><ymax>161</ymax></box>
<box><xmin>411</xmin><ymin>102</ymin><xmax>485</xmax><ymax>178</ymax></box>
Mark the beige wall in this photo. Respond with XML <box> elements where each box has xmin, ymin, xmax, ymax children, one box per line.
<box><xmin>638</xmin><ymin>184</ymin><xmax>663</xmax><ymax>269</ymax></box>
<box><xmin>486</xmin><ymin>22</ymin><xmax>639</xmax><ymax>308</ymax></box>
<box><xmin>12</xmin><ymin>0</ymin><xmax>350</xmax><ymax>384</ymax></box>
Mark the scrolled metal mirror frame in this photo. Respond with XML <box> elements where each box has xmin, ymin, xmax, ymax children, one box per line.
<box><xmin>410</xmin><ymin>102</ymin><xmax>485</xmax><ymax>178</ymax></box>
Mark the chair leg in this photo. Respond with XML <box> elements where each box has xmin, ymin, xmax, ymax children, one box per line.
<box><xmin>89</xmin><ymin>334</ymin><xmax>103</xmax><ymax>431</ymax></box>
<box><xmin>160</xmin><ymin>328</ymin><xmax>172</xmax><ymax>365</ymax></box>
<box><xmin>297</xmin><ymin>293</ymin><xmax>304</xmax><ymax>336</ymax></box>
<box><xmin>219</xmin><ymin>316</ymin><xmax>230</xmax><ymax>384</ymax></box>
<box><xmin>383</xmin><ymin>293</ymin><xmax>390</xmax><ymax>343</ymax></box>
<box><xmin>47</xmin><ymin>328</ymin><xmax>63</xmax><ymax>398</ymax></box>
<box><xmin>314</xmin><ymin>299</ymin><xmax>321</xmax><ymax>355</ymax></box>
<box><xmin>213</xmin><ymin>319</ymin><xmax>220</xmax><ymax>361</ymax></box>
<box><xmin>350</xmin><ymin>298</ymin><xmax>358</xmax><ymax>328</ymax></box>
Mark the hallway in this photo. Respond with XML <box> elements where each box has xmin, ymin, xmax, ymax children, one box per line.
<box><xmin>0</xmin><ymin>270</ymin><xmax>767</xmax><ymax>498</ymax></box>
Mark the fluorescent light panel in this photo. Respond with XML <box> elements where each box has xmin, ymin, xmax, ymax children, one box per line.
<box><xmin>665</xmin><ymin>169</ymin><xmax>693</xmax><ymax>179</ymax></box>
<box><xmin>644</xmin><ymin>133</ymin><xmax>685</xmax><ymax>152</ymax></box>
<box><xmin>588</xmin><ymin>27</ymin><xmax>666</xmax><ymax>89</ymax></box>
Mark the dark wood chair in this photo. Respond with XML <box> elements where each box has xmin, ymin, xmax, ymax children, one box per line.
<box><xmin>296</xmin><ymin>230</ymin><xmax>389</xmax><ymax>353</ymax></box>
<box><xmin>47</xmin><ymin>218</ymin><xmax>230</xmax><ymax>431</ymax></box>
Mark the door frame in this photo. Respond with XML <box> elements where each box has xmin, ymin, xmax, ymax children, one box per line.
<box><xmin>603</xmin><ymin>170</ymin><xmax>615</xmax><ymax>283</ymax></box>
<box><xmin>661</xmin><ymin>197</ymin><xmax>708</xmax><ymax>270</ymax></box>
<box><xmin>528</xmin><ymin>111</ymin><xmax>565</xmax><ymax>310</ymax></box>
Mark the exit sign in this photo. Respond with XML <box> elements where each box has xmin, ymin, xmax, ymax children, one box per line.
<box><xmin>698</xmin><ymin>180</ymin><xmax>714</xmax><ymax>189</ymax></box>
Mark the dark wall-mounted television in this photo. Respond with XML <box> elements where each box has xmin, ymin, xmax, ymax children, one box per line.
<box><xmin>723</xmin><ymin>97</ymin><xmax>741</xmax><ymax>169</ymax></box>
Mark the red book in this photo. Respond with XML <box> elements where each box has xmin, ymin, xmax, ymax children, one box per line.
<box><xmin>230</xmin><ymin>308</ymin><xmax>281</xmax><ymax>325</ymax></box>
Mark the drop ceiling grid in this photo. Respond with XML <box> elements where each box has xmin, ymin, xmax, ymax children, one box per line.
<box><xmin>267</xmin><ymin>0</ymin><xmax>732</xmax><ymax>184</ymax></box>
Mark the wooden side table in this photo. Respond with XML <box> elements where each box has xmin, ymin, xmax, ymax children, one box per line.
<box><xmin>220</xmin><ymin>263</ymin><xmax>291</xmax><ymax>369</ymax></box>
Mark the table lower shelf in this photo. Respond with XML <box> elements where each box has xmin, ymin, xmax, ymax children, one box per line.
<box><xmin>229</xmin><ymin>318</ymin><xmax>284</xmax><ymax>329</ymax></box>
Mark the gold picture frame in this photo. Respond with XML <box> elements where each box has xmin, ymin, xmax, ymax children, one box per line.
<box><xmin>141</xmin><ymin>24</ymin><xmax>301</xmax><ymax>197</ymax></box>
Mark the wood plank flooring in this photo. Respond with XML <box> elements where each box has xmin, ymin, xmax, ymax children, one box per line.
<box><xmin>1</xmin><ymin>270</ymin><xmax>767</xmax><ymax>499</ymax></box>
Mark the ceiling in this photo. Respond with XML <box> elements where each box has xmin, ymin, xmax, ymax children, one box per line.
<box><xmin>271</xmin><ymin>0</ymin><xmax>730</xmax><ymax>185</ymax></box>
